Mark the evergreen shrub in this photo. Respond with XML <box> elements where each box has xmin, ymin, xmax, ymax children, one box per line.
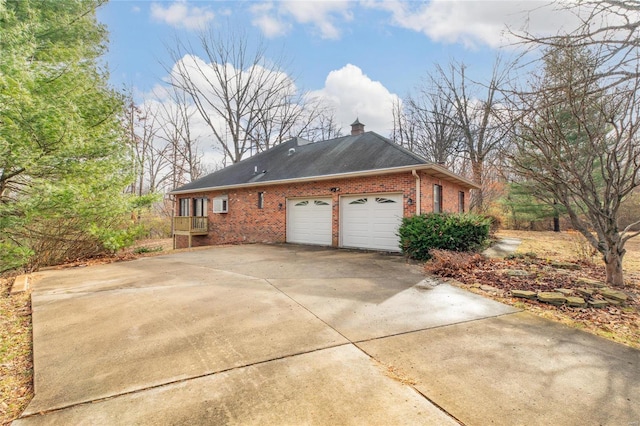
<box><xmin>398</xmin><ymin>213</ymin><xmax>491</xmax><ymax>260</ymax></box>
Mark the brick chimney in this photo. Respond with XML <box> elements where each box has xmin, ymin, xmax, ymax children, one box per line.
<box><xmin>350</xmin><ymin>118</ymin><xmax>365</xmax><ymax>135</ymax></box>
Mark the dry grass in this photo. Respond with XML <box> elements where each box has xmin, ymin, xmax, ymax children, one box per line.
<box><xmin>496</xmin><ymin>229</ymin><xmax>640</xmax><ymax>282</ymax></box>
<box><xmin>0</xmin><ymin>277</ymin><xmax>33</xmax><ymax>425</ymax></box>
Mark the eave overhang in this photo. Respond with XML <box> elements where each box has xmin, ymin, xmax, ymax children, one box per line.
<box><xmin>170</xmin><ymin>163</ymin><xmax>480</xmax><ymax>195</ymax></box>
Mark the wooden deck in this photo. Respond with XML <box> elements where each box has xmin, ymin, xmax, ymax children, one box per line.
<box><xmin>173</xmin><ymin>216</ymin><xmax>208</xmax><ymax>249</ymax></box>
<box><xmin>173</xmin><ymin>216</ymin><xmax>208</xmax><ymax>235</ymax></box>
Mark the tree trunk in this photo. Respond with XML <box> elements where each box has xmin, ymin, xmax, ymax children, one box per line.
<box><xmin>603</xmin><ymin>247</ymin><xmax>625</xmax><ymax>288</ymax></box>
<box><xmin>553</xmin><ymin>201</ymin><xmax>560</xmax><ymax>232</ymax></box>
<box><xmin>470</xmin><ymin>161</ymin><xmax>484</xmax><ymax>212</ymax></box>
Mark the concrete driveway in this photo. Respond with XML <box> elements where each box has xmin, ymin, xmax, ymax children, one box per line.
<box><xmin>14</xmin><ymin>244</ymin><xmax>640</xmax><ymax>425</ymax></box>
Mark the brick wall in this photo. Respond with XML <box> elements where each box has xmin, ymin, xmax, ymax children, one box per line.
<box><xmin>174</xmin><ymin>171</ymin><xmax>469</xmax><ymax>249</ymax></box>
<box><xmin>419</xmin><ymin>172</ymin><xmax>468</xmax><ymax>214</ymax></box>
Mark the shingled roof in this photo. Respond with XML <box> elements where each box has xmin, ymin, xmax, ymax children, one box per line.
<box><xmin>172</xmin><ymin>132</ymin><xmax>478</xmax><ymax>194</ymax></box>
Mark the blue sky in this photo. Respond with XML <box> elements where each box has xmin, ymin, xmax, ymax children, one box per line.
<box><xmin>96</xmin><ymin>1</ymin><xmax>579</xmax><ymax>164</ymax></box>
<box><xmin>98</xmin><ymin>1</ymin><xmax>505</xmax><ymax>95</ymax></box>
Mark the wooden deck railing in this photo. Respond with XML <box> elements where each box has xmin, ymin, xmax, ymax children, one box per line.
<box><xmin>173</xmin><ymin>216</ymin><xmax>208</xmax><ymax>234</ymax></box>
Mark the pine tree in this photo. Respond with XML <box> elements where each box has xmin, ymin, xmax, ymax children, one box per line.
<box><xmin>0</xmin><ymin>0</ymin><xmax>143</xmax><ymax>271</ymax></box>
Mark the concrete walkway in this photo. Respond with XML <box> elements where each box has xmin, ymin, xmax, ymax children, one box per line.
<box><xmin>14</xmin><ymin>244</ymin><xmax>640</xmax><ymax>425</ymax></box>
<box><xmin>483</xmin><ymin>237</ymin><xmax>522</xmax><ymax>258</ymax></box>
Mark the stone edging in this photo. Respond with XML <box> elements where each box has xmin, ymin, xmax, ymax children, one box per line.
<box><xmin>10</xmin><ymin>275</ymin><xmax>29</xmax><ymax>294</ymax></box>
<box><xmin>510</xmin><ymin>286</ymin><xmax>628</xmax><ymax>308</ymax></box>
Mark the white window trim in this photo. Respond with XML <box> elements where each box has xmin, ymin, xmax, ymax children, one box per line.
<box><xmin>179</xmin><ymin>198</ymin><xmax>190</xmax><ymax>216</ymax></box>
<box><xmin>213</xmin><ymin>195</ymin><xmax>228</xmax><ymax>213</ymax></box>
<box><xmin>434</xmin><ymin>184</ymin><xmax>443</xmax><ymax>213</ymax></box>
<box><xmin>194</xmin><ymin>197</ymin><xmax>208</xmax><ymax>217</ymax></box>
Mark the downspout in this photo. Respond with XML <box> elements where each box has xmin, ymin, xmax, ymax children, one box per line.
<box><xmin>169</xmin><ymin>194</ymin><xmax>176</xmax><ymax>250</ymax></box>
<box><xmin>412</xmin><ymin>169</ymin><xmax>421</xmax><ymax>215</ymax></box>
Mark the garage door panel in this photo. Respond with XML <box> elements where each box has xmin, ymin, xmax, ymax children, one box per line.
<box><xmin>348</xmin><ymin>222</ymin><xmax>369</xmax><ymax>231</ymax></box>
<box><xmin>287</xmin><ymin>198</ymin><xmax>332</xmax><ymax>246</ymax></box>
<box><xmin>373</xmin><ymin>217</ymin><xmax>399</xmax><ymax>227</ymax></box>
<box><xmin>340</xmin><ymin>194</ymin><xmax>403</xmax><ymax>252</ymax></box>
<box><xmin>372</xmin><ymin>235</ymin><xmax>399</xmax><ymax>245</ymax></box>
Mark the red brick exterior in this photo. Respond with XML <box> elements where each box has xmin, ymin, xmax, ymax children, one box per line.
<box><xmin>174</xmin><ymin>171</ymin><xmax>469</xmax><ymax>249</ymax></box>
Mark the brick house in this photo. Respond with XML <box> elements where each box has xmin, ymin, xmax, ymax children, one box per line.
<box><xmin>171</xmin><ymin>120</ymin><xmax>479</xmax><ymax>251</ymax></box>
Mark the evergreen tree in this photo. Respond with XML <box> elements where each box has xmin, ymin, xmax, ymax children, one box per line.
<box><xmin>500</xmin><ymin>182</ymin><xmax>562</xmax><ymax>230</ymax></box>
<box><xmin>0</xmin><ymin>0</ymin><xmax>144</xmax><ymax>271</ymax></box>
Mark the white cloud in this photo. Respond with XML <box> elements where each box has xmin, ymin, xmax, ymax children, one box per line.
<box><xmin>146</xmin><ymin>58</ymin><xmax>400</xmax><ymax>171</ymax></box>
<box><xmin>250</xmin><ymin>3</ymin><xmax>291</xmax><ymax>38</ymax></box>
<box><xmin>309</xmin><ymin>64</ymin><xmax>400</xmax><ymax>135</ymax></box>
<box><xmin>250</xmin><ymin>1</ymin><xmax>353</xmax><ymax>39</ymax></box>
<box><xmin>142</xmin><ymin>83</ymin><xmax>226</xmax><ymax>171</ymax></box>
<box><xmin>364</xmin><ymin>0</ymin><xmax>583</xmax><ymax>49</ymax></box>
<box><xmin>150</xmin><ymin>0</ymin><xmax>215</xmax><ymax>31</ymax></box>
<box><xmin>168</xmin><ymin>54</ymin><xmax>295</xmax><ymax>106</ymax></box>
<box><xmin>145</xmin><ymin>54</ymin><xmax>304</xmax><ymax>167</ymax></box>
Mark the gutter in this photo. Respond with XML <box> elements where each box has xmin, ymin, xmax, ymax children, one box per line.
<box><xmin>412</xmin><ymin>169</ymin><xmax>421</xmax><ymax>215</ymax></box>
<box><xmin>170</xmin><ymin>163</ymin><xmax>480</xmax><ymax>195</ymax></box>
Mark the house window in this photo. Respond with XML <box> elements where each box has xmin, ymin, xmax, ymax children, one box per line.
<box><xmin>258</xmin><ymin>192</ymin><xmax>264</xmax><ymax>209</ymax></box>
<box><xmin>193</xmin><ymin>198</ymin><xmax>207</xmax><ymax>217</ymax></box>
<box><xmin>375</xmin><ymin>197</ymin><xmax>397</xmax><ymax>204</ymax></box>
<box><xmin>458</xmin><ymin>191</ymin><xmax>465</xmax><ymax>213</ymax></box>
<box><xmin>179</xmin><ymin>198</ymin><xmax>190</xmax><ymax>216</ymax></box>
<box><xmin>213</xmin><ymin>195</ymin><xmax>228</xmax><ymax>213</ymax></box>
<box><xmin>349</xmin><ymin>198</ymin><xmax>368</xmax><ymax>205</ymax></box>
<box><xmin>433</xmin><ymin>184</ymin><xmax>443</xmax><ymax>213</ymax></box>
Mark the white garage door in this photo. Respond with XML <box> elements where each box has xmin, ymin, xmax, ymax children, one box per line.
<box><xmin>340</xmin><ymin>194</ymin><xmax>403</xmax><ymax>251</ymax></box>
<box><xmin>286</xmin><ymin>198</ymin><xmax>332</xmax><ymax>245</ymax></box>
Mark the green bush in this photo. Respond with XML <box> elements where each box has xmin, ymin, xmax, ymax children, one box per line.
<box><xmin>134</xmin><ymin>245</ymin><xmax>164</xmax><ymax>254</ymax></box>
<box><xmin>398</xmin><ymin>213</ymin><xmax>491</xmax><ymax>260</ymax></box>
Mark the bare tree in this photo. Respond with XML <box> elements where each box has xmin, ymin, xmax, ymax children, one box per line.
<box><xmin>247</xmin><ymin>92</ymin><xmax>343</xmax><ymax>149</ymax></box>
<box><xmin>413</xmin><ymin>90</ymin><xmax>462</xmax><ymax>166</ymax></box>
<box><xmin>125</xmin><ymin>94</ymin><xmax>205</xmax><ymax>194</ymax></box>
<box><xmin>397</xmin><ymin>61</ymin><xmax>510</xmax><ymax>212</ymax></box>
<box><xmin>124</xmin><ymin>99</ymin><xmax>162</xmax><ymax>196</ymax></box>
<box><xmin>445</xmin><ymin>61</ymin><xmax>512</xmax><ymax>212</ymax></box>
<box><xmin>392</xmin><ymin>98</ymin><xmax>418</xmax><ymax>153</ymax></box>
<box><xmin>155</xmin><ymin>85</ymin><xmax>204</xmax><ymax>191</ymax></box>
<box><xmin>506</xmin><ymin>40</ymin><xmax>640</xmax><ymax>287</ymax></box>
<box><xmin>518</xmin><ymin>1</ymin><xmax>640</xmax><ymax>90</ymax></box>
<box><xmin>166</xmin><ymin>29</ymin><xmax>328</xmax><ymax>164</ymax></box>
<box><xmin>392</xmin><ymin>88</ymin><xmax>462</xmax><ymax>169</ymax></box>
<box><xmin>295</xmin><ymin>103</ymin><xmax>343</xmax><ymax>141</ymax></box>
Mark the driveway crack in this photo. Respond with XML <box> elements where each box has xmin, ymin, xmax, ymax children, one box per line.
<box><xmin>17</xmin><ymin>342</ymin><xmax>352</xmax><ymax>421</ymax></box>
